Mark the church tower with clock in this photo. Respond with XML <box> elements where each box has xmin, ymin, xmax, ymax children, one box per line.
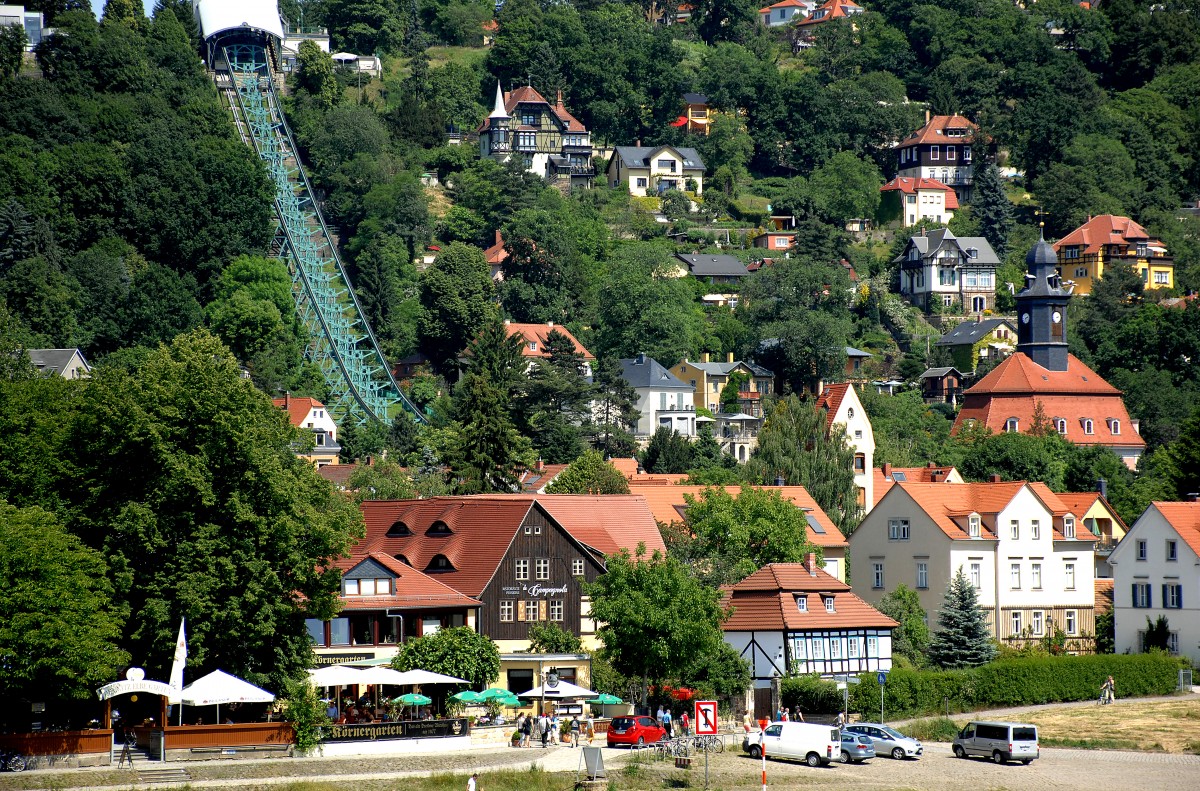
<box><xmin>1015</xmin><ymin>232</ymin><xmax>1070</xmax><ymax>371</ymax></box>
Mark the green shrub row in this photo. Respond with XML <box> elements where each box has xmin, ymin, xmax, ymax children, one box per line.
<box><xmin>780</xmin><ymin>675</ymin><xmax>844</xmax><ymax>715</ymax></box>
<box><xmin>846</xmin><ymin>653</ymin><xmax>1185</xmax><ymax>719</ymax></box>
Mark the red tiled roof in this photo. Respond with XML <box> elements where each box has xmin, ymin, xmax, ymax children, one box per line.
<box><xmin>758</xmin><ymin>0</ymin><xmax>806</xmax><ymax>12</ymax></box>
<box><xmin>518</xmin><ymin>464</ymin><xmax>569</xmax><ymax>492</ymax></box>
<box><xmin>484</xmin><ymin>86</ymin><xmax>588</xmax><ymax>134</ymax></box>
<box><xmin>1094</xmin><ymin>578</ymin><xmax>1114</xmax><ymax>613</ymax></box>
<box><xmin>795</xmin><ymin>0</ymin><xmax>862</xmax><ymax>26</ymax></box>
<box><xmin>814</xmin><ymin>383</ymin><xmax>850</xmax><ymax>433</ymax></box>
<box><xmin>954</xmin><ymin>353</ymin><xmax>1145</xmax><ymax>449</ymax></box>
<box><xmin>632</xmin><ymin>485</ymin><xmax>847</xmax><ymax>549</ymax></box>
<box><xmin>723</xmin><ymin>562</ymin><xmax>897</xmax><ymax>631</ymax></box>
<box><xmin>333</xmin><ymin>551</ymin><xmax>482</xmax><ymax>610</ymax></box>
<box><xmin>1054</xmin><ymin>492</ymin><xmax>1129</xmax><ymax>534</ymax></box>
<box><xmin>532</xmin><ymin>494</ymin><xmax>667</xmax><ymax>556</ymax></box>
<box><xmin>1151</xmin><ymin>501</ymin><xmax>1200</xmax><ymax>559</ymax></box>
<box><xmin>880</xmin><ymin>176</ymin><xmax>961</xmax><ymax>210</ymax></box>
<box><xmin>272</xmin><ymin>394</ymin><xmax>325</xmax><ymax>428</ymax></box>
<box><xmin>316</xmin><ymin>464</ymin><xmax>358</xmax><ymax>488</ymax></box>
<box><xmin>484</xmin><ymin>230</ymin><xmax>508</xmax><ymax>265</ymax></box>
<box><xmin>504</xmin><ymin>322</ymin><xmax>595</xmax><ymax>361</ymax></box>
<box><xmin>899</xmin><ymin>115</ymin><xmax>979</xmax><ymax>147</ymax></box>
<box><xmin>873</xmin><ymin>464</ymin><xmax>960</xmax><ymax>502</ymax></box>
<box><xmin>1027</xmin><ymin>482</ymin><xmax>1099</xmax><ymax>541</ymax></box>
<box><xmin>1053</xmin><ymin>214</ymin><xmax>1154</xmax><ymax>256</ymax></box>
<box><xmin>887</xmin><ymin>481</ymin><xmax>1036</xmax><ymax>540</ymax></box>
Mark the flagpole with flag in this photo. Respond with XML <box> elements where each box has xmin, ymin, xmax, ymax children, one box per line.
<box><xmin>168</xmin><ymin>618</ymin><xmax>187</xmax><ymax>726</ymax></box>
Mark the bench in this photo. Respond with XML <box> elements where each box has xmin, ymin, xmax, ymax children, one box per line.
<box><xmin>189</xmin><ymin>745</ymin><xmax>290</xmax><ymax>754</ymax></box>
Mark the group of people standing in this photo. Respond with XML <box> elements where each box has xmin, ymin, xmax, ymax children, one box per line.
<box><xmin>514</xmin><ymin>711</ymin><xmax>594</xmax><ymax>748</ymax></box>
<box><xmin>655</xmin><ymin>706</ymin><xmax>691</xmax><ymax>738</ymax></box>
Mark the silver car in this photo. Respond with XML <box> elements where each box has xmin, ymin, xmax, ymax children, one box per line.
<box><xmin>844</xmin><ymin>723</ymin><xmax>923</xmax><ymax>759</ymax></box>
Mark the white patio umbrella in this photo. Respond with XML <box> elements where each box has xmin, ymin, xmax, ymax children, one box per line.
<box><xmin>307</xmin><ymin>665</ymin><xmax>364</xmax><ymax>687</ymax></box>
<box><xmin>517</xmin><ymin>680</ymin><xmax>597</xmax><ymax>699</ymax></box>
<box><xmin>389</xmin><ymin>669</ymin><xmax>470</xmax><ymax>686</ymax></box>
<box><xmin>331</xmin><ymin>52</ymin><xmax>359</xmax><ymax>62</ymax></box>
<box><xmin>353</xmin><ymin>666</ymin><xmax>411</xmax><ymax>685</ymax></box>
<box><xmin>180</xmin><ymin>670</ymin><xmax>274</xmax><ymax>724</ymax></box>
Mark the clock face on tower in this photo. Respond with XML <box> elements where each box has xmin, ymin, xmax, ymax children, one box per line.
<box><xmin>1052</xmin><ymin>311</ymin><xmax>1062</xmax><ymax>323</ymax></box>
<box><xmin>1021</xmin><ymin>313</ymin><xmax>1030</xmax><ymax>324</ymax></box>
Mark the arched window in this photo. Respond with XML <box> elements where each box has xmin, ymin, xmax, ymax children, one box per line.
<box><xmin>1054</xmin><ymin>418</ymin><xmax>1067</xmax><ymax>436</ymax></box>
<box><xmin>1082</xmin><ymin>419</ymin><xmax>1094</xmax><ymax>435</ymax></box>
<box><xmin>1005</xmin><ymin>417</ymin><xmax>1019</xmax><ymax>433</ymax></box>
<box><xmin>386</xmin><ymin>521</ymin><xmax>411</xmax><ymax>537</ymax></box>
<box><xmin>968</xmin><ymin>514</ymin><xmax>981</xmax><ymax>538</ymax></box>
<box><xmin>426</xmin><ymin>521</ymin><xmax>452</xmax><ymax>537</ymax></box>
<box><xmin>425</xmin><ymin>554</ymin><xmax>454</xmax><ymax>573</ymax></box>
<box><xmin>1108</xmin><ymin>418</ymin><xmax>1121</xmax><ymax>435</ymax></box>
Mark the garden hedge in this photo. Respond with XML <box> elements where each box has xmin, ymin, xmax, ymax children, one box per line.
<box><xmin>846</xmin><ymin>653</ymin><xmax>1186</xmax><ymax>719</ymax></box>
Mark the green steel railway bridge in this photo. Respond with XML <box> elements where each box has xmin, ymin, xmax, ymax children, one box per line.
<box><xmin>196</xmin><ymin>0</ymin><xmax>423</xmax><ymax>426</ymax></box>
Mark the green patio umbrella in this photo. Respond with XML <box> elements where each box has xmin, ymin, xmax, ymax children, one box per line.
<box><xmin>585</xmin><ymin>693</ymin><xmax>623</xmax><ymax>705</ymax></box>
<box><xmin>478</xmin><ymin>688</ymin><xmax>509</xmax><ymax>701</ymax></box>
<box><xmin>394</xmin><ymin>693</ymin><xmax>432</xmax><ymax>706</ymax></box>
<box><xmin>494</xmin><ymin>692</ymin><xmax>521</xmax><ymax>707</ymax></box>
<box><xmin>451</xmin><ymin>690</ymin><xmax>483</xmax><ymax>704</ymax></box>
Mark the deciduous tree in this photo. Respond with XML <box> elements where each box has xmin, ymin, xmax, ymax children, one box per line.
<box><xmin>546</xmin><ymin>450</ymin><xmax>630</xmax><ymax>494</ymax></box>
<box><xmin>391</xmin><ymin>626</ymin><xmax>501</xmax><ymax>690</ymax></box>
<box><xmin>877</xmin><ymin>584</ymin><xmax>930</xmax><ymax>667</ymax></box>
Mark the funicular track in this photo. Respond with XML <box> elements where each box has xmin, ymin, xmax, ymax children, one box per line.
<box><xmin>215</xmin><ymin>43</ymin><xmax>423</xmax><ymax>426</ymax></box>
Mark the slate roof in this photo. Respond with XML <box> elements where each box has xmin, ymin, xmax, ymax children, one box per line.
<box><xmin>899</xmin><ymin>114</ymin><xmax>979</xmax><ymax>147</ymax></box>
<box><xmin>881</xmin><ymin>177</ymin><xmax>961</xmax><ymax>210</ymax></box>
<box><xmin>684</xmin><ymin>255</ymin><xmax>749</xmax><ymax>277</ymax></box>
<box><xmin>619</xmin><ymin>355</ymin><xmax>692</xmax><ymax>390</ymax></box>
<box><xmin>685</xmin><ymin>358</ymin><xmax>772</xmax><ymax>377</ymax></box>
<box><xmin>682</xmin><ymin>93</ymin><xmax>709</xmax><ymax>104</ymax></box>
<box><xmin>897</xmin><ymin>228</ymin><xmax>999</xmax><ymax>267</ymax></box>
<box><xmin>845</xmin><ymin>346</ymin><xmax>872</xmax><ymax>359</ymax></box>
<box><xmin>26</xmin><ymin>348</ymin><xmax>90</xmax><ymax>377</ymax></box>
<box><xmin>1053</xmin><ymin>214</ymin><xmax>1160</xmax><ymax>256</ymax></box>
<box><xmin>612</xmin><ymin>145</ymin><xmax>705</xmax><ymax>171</ymax></box>
<box><xmin>333</xmin><ymin>551</ymin><xmax>483</xmax><ymax>610</ymax></box>
<box><xmin>936</xmin><ymin>318</ymin><xmax>1016</xmax><ymax>347</ymax></box>
<box><xmin>723</xmin><ymin>560</ymin><xmax>897</xmax><ymax>632</ymax></box>
<box><xmin>632</xmin><ymin>485</ymin><xmax>847</xmax><ymax>549</ymax></box>
<box><xmin>920</xmin><ymin>367</ymin><xmax>961</xmax><ymax>378</ymax></box>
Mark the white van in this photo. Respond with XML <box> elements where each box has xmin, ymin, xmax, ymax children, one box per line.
<box><xmin>743</xmin><ymin>722</ymin><xmax>840</xmax><ymax>767</ymax></box>
<box><xmin>952</xmin><ymin>721</ymin><xmax>1039</xmax><ymax>764</ymax></box>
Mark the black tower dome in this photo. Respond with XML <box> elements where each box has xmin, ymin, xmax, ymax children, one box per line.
<box><xmin>1015</xmin><ymin>232</ymin><xmax>1071</xmax><ymax>371</ymax></box>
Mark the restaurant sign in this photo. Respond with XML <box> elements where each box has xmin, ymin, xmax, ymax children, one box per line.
<box><xmin>314</xmin><ymin>653</ymin><xmax>374</xmax><ymax>666</ymax></box>
<box><xmin>499</xmin><ymin>583</ymin><xmax>570</xmax><ymax>597</ymax></box>
<box><xmin>322</xmin><ymin>718</ymin><xmax>470</xmax><ymax>742</ymax></box>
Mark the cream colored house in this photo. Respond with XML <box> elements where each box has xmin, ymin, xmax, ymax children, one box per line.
<box><xmin>1109</xmin><ymin>500</ymin><xmax>1200</xmax><ymax>664</ymax></box>
<box><xmin>606</xmin><ymin>144</ymin><xmax>705</xmax><ymax>197</ymax></box>
<box><xmin>851</xmin><ymin>481</ymin><xmax>1097</xmax><ymax>650</ymax></box>
<box><xmin>816</xmin><ymin>384</ymin><xmax>875</xmax><ymax>513</ymax></box>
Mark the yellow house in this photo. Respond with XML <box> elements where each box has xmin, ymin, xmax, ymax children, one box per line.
<box><xmin>1055</xmin><ymin>491</ymin><xmax>1128</xmax><ymax>579</ymax></box>
<box><xmin>1052</xmin><ymin>214</ymin><xmax>1174</xmax><ymax>295</ymax></box>
<box><xmin>670</xmin><ymin>354</ymin><xmax>773</xmax><ymax>414</ymax></box>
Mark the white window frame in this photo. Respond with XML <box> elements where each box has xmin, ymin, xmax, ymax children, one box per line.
<box><xmin>872</xmin><ymin>563</ymin><xmax>884</xmax><ymax>589</ymax></box>
<box><xmin>1011</xmin><ymin>563</ymin><xmax>1021</xmax><ymax>590</ymax></box>
<box><xmin>930</xmin><ymin>145</ymin><xmax>940</xmax><ymax>161</ymax></box>
<box><xmin>1031</xmin><ymin>519</ymin><xmax>1040</xmax><ymax>540</ymax></box>
<box><xmin>1005</xmin><ymin>417</ymin><xmax>1019</xmax><ymax>433</ymax></box>
<box><xmin>1165</xmin><ymin>584</ymin><xmax>1182</xmax><ymax>609</ymax></box>
<box><xmin>549</xmin><ymin>600</ymin><xmax>564</xmax><ymax>622</ymax></box>
<box><xmin>1167</xmin><ymin>540</ymin><xmax>1178</xmax><ymax>561</ymax></box>
<box><xmin>500</xmin><ymin>600</ymin><xmax>514</xmax><ymax>622</ymax></box>
<box><xmin>1083</xmin><ymin>419</ymin><xmax>1094</xmax><ymax>435</ymax></box>
<box><xmin>515</xmin><ymin>558</ymin><xmax>530</xmax><ymax>580</ymax></box>
<box><xmin>797</xmin><ymin>596</ymin><xmax>808</xmax><ymax>612</ymax></box>
<box><xmin>1031</xmin><ymin>563</ymin><xmax>1042</xmax><ymax>590</ymax></box>
<box><xmin>1065</xmin><ymin>610</ymin><xmax>1077</xmax><ymax>635</ymax></box>
<box><xmin>1064</xmin><ymin>517</ymin><xmax>1075</xmax><ymax>539</ymax></box>
<box><xmin>824</xmin><ymin>596</ymin><xmax>836</xmax><ymax>613</ymax></box>
<box><xmin>1133</xmin><ymin>583</ymin><xmax>1151</xmax><ymax>608</ymax></box>
<box><xmin>343</xmin><ymin>578</ymin><xmax>360</xmax><ymax>596</ymax></box>
<box><xmin>1032</xmin><ymin>610</ymin><xmax>1044</xmax><ymax>636</ymax></box>
<box><xmin>969</xmin><ymin>562</ymin><xmax>981</xmax><ymax>588</ymax></box>
<box><xmin>917</xmin><ymin>562</ymin><xmax>928</xmax><ymax>589</ymax></box>
<box><xmin>830</xmin><ymin>639</ymin><xmax>842</xmax><ymax>659</ymax></box>
<box><xmin>848</xmin><ymin>637</ymin><xmax>859</xmax><ymax>658</ymax></box>
<box><xmin>888</xmin><ymin>519</ymin><xmax>910</xmax><ymax>540</ymax></box>
<box><xmin>968</xmin><ymin>515</ymin><xmax>981</xmax><ymax>538</ymax></box>
<box><xmin>1064</xmin><ymin>562</ymin><xmax>1075</xmax><ymax>591</ymax></box>
<box><xmin>867</xmin><ymin>636</ymin><xmax>878</xmax><ymax>655</ymax></box>
<box><xmin>535</xmin><ymin>558</ymin><xmax>550</xmax><ymax>580</ymax></box>
<box><xmin>1011</xmin><ymin>611</ymin><xmax>1023</xmax><ymax>634</ymax></box>
<box><xmin>572</xmin><ymin>558</ymin><xmax>585</xmax><ymax>576</ymax></box>
<box><xmin>1010</xmin><ymin>520</ymin><xmax>1020</xmax><ymax>540</ymax></box>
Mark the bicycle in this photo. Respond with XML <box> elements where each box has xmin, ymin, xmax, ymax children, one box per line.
<box><xmin>0</xmin><ymin>749</ymin><xmax>26</xmax><ymax>773</ymax></box>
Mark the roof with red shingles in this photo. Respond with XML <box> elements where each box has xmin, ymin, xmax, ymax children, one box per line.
<box><xmin>899</xmin><ymin>114</ymin><xmax>979</xmax><ymax>147</ymax></box>
<box><xmin>1095</xmin><ymin>578</ymin><xmax>1114</xmax><ymax>613</ymax></box>
<box><xmin>1150</xmin><ymin>501</ymin><xmax>1200</xmax><ymax>559</ymax></box>
<box><xmin>872</xmin><ymin>464</ymin><xmax>961</xmax><ymax>502</ymax></box>
<box><xmin>814</xmin><ymin>383</ymin><xmax>851</xmax><ymax>433</ymax></box>
<box><xmin>333</xmin><ymin>551</ymin><xmax>482</xmax><ymax>610</ymax></box>
<box><xmin>1052</xmin><ymin>214</ymin><xmax>1156</xmax><ymax>256</ymax></box>
<box><xmin>484</xmin><ymin>230</ymin><xmax>508</xmax><ymax>265</ymax></box>
<box><xmin>480</xmin><ymin>494</ymin><xmax>667</xmax><ymax>557</ymax></box>
<box><xmin>272</xmin><ymin>394</ymin><xmax>325</xmax><ymax>427</ymax></box>
<box><xmin>880</xmin><ymin>176</ymin><xmax>961</xmax><ymax>210</ymax></box>
<box><xmin>1054</xmin><ymin>492</ymin><xmax>1129</xmax><ymax>534</ymax></box>
<box><xmin>480</xmin><ymin>85</ymin><xmax>587</xmax><ymax>133</ymax></box>
<box><xmin>723</xmin><ymin>561</ymin><xmax>897</xmax><ymax>631</ymax></box>
<box><xmin>758</xmin><ymin>0</ymin><xmax>807</xmax><ymax>12</ymax></box>
<box><xmin>631</xmin><ymin>485</ymin><xmax>847</xmax><ymax>549</ymax></box>
<box><xmin>504</xmin><ymin>322</ymin><xmax>595</xmax><ymax>361</ymax></box>
<box><xmin>954</xmin><ymin>353</ymin><xmax>1145</xmax><ymax>449</ymax></box>
<box><xmin>888</xmin><ymin>481</ymin><xmax>1033</xmax><ymax>540</ymax></box>
<box><xmin>795</xmin><ymin>0</ymin><xmax>863</xmax><ymax>26</ymax></box>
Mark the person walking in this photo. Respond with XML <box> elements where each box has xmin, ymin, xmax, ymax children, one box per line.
<box><xmin>662</xmin><ymin>708</ymin><xmax>673</xmax><ymax>738</ymax></box>
<box><xmin>680</xmin><ymin>710</ymin><xmax>690</xmax><ymax>737</ymax></box>
<box><xmin>586</xmin><ymin>712</ymin><xmax>596</xmax><ymax>745</ymax></box>
<box><xmin>540</xmin><ymin>714</ymin><xmax>550</xmax><ymax>748</ymax></box>
<box><xmin>835</xmin><ymin>711</ymin><xmax>846</xmax><ymax>729</ymax></box>
<box><xmin>570</xmin><ymin>714</ymin><xmax>581</xmax><ymax>747</ymax></box>
<box><xmin>467</xmin><ymin>773</ymin><xmax>478</xmax><ymax>791</ymax></box>
<box><xmin>550</xmin><ymin>712</ymin><xmax>560</xmax><ymax>745</ymax></box>
<box><xmin>743</xmin><ymin>712</ymin><xmax>752</xmax><ymax>734</ymax></box>
<box><xmin>656</xmin><ymin>705</ymin><xmax>665</xmax><ymax>727</ymax></box>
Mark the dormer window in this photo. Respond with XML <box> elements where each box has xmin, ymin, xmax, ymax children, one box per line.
<box><xmin>1064</xmin><ymin>517</ymin><xmax>1076</xmax><ymax>539</ymax></box>
<box><xmin>1082</xmin><ymin>419</ymin><xmax>1094</xmax><ymax>435</ymax></box>
<box><xmin>968</xmin><ymin>515</ymin><xmax>981</xmax><ymax>538</ymax></box>
<box><xmin>426</xmin><ymin>521</ymin><xmax>452</xmax><ymax>537</ymax></box>
<box><xmin>425</xmin><ymin>554</ymin><xmax>454</xmax><ymax>572</ymax></box>
<box><xmin>797</xmin><ymin>596</ymin><xmax>808</xmax><ymax>612</ymax></box>
<box><xmin>824</xmin><ymin>597</ymin><xmax>835</xmax><ymax>613</ymax></box>
<box><xmin>393</xmin><ymin>554</ymin><xmax>410</xmax><ymax>566</ymax></box>
<box><xmin>528</xmin><ymin>341</ymin><xmax>538</xmax><ymax>352</ymax></box>
<box><xmin>1108</xmin><ymin>418</ymin><xmax>1121</xmax><ymax>435</ymax></box>
<box><xmin>387</xmin><ymin>521</ymin><xmax>411</xmax><ymax>537</ymax></box>
<box><xmin>1054</xmin><ymin>418</ymin><xmax>1067</xmax><ymax>436</ymax></box>
<box><xmin>1005</xmin><ymin>417</ymin><xmax>1019</xmax><ymax>433</ymax></box>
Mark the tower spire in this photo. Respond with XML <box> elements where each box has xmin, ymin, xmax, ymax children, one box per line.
<box><xmin>489</xmin><ymin>81</ymin><xmax>508</xmax><ymax>119</ymax></box>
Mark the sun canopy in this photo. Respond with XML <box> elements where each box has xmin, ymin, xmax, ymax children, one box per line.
<box><xmin>389</xmin><ymin>669</ymin><xmax>470</xmax><ymax>686</ymax></box>
<box><xmin>194</xmin><ymin>0</ymin><xmax>284</xmax><ymax>42</ymax></box>
<box><xmin>180</xmin><ymin>670</ymin><xmax>274</xmax><ymax>706</ymax></box>
<box><xmin>331</xmin><ymin>52</ymin><xmax>359</xmax><ymax>61</ymax></box>
<box><xmin>518</xmin><ymin>680</ymin><xmax>597</xmax><ymax>699</ymax></box>
<box><xmin>355</xmin><ymin>666</ymin><xmax>412</xmax><ymax>685</ymax></box>
<box><xmin>307</xmin><ymin>665</ymin><xmax>363</xmax><ymax>687</ymax></box>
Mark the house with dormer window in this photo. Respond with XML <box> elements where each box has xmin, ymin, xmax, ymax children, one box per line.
<box><xmin>722</xmin><ymin>555</ymin><xmax>896</xmax><ymax>687</ymax></box>
<box><xmin>1109</xmin><ymin>499</ymin><xmax>1200</xmax><ymax>664</ymax></box>
<box><xmin>852</xmin><ymin>480</ymin><xmax>1097</xmax><ymax>651</ymax></box>
<box><xmin>896</xmin><ymin>112</ymin><xmax>979</xmax><ymax>203</ymax></box>
<box><xmin>758</xmin><ymin>0</ymin><xmax>815</xmax><ymax>27</ymax></box>
<box><xmin>273</xmin><ymin>393</ymin><xmax>341</xmax><ymax>467</ymax></box>
<box><xmin>893</xmin><ymin>228</ymin><xmax>1000</xmax><ymax>313</ymax></box>
<box><xmin>1051</xmin><ymin>214</ymin><xmax>1174</xmax><ymax>295</ymax></box>
<box><xmin>794</xmin><ymin>0</ymin><xmax>863</xmax><ymax>29</ymax></box>
<box><xmin>478</xmin><ymin>82</ymin><xmax>593</xmax><ymax>190</ymax></box>
<box><xmin>606</xmin><ymin>144</ymin><xmax>706</xmax><ymax>197</ymax></box>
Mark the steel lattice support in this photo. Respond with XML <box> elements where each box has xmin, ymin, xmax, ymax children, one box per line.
<box><xmin>218</xmin><ymin>44</ymin><xmax>424</xmax><ymax>426</ymax></box>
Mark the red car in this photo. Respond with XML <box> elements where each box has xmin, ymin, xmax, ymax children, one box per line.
<box><xmin>607</xmin><ymin>715</ymin><xmax>667</xmax><ymax>747</ymax></box>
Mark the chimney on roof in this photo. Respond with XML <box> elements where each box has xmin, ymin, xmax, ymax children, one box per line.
<box><xmin>931</xmin><ymin>469</ymin><xmax>945</xmax><ymax>483</ymax></box>
<box><xmin>775</xmin><ymin>475</ymin><xmax>785</xmax><ymax>487</ymax></box>
<box><xmin>495</xmin><ymin>229</ymin><xmax>502</xmax><ymax>245</ymax></box>
<box><xmin>636</xmin><ymin>463</ymin><xmax>644</xmax><ymax>475</ymax></box>
<box><xmin>727</xmin><ymin>352</ymin><xmax>734</xmax><ymax>363</ymax></box>
<box><xmin>556</xmin><ymin>89</ymin><xmax>564</xmax><ymax>110</ymax></box>
<box><xmin>636</xmin><ymin>139</ymin><xmax>641</xmax><ymax>147</ymax></box>
<box><xmin>804</xmin><ymin>552</ymin><xmax>817</xmax><ymax>576</ymax></box>
<box><xmin>1096</xmin><ymin>478</ymin><xmax>1108</xmax><ymax>499</ymax></box>
<box><xmin>988</xmin><ymin>474</ymin><xmax>1002</xmax><ymax>483</ymax></box>
<box><xmin>703</xmin><ymin>352</ymin><xmax>710</xmax><ymax>363</ymax></box>
<box><xmin>536</xmin><ymin>458</ymin><xmax>544</xmax><ymax>471</ymax></box>
<box><xmin>504</xmin><ymin>319</ymin><xmax>511</xmax><ymax>325</ymax></box>
<box><xmin>927</xmin><ymin>461</ymin><xmax>936</xmax><ymax>469</ymax></box>
<box><xmin>636</xmin><ymin>352</ymin><xmax>646</xmax><ymax>365</ymax></box>
<box><xmin>882</xmin><ymin>462</ymin><xmax>892</xmax><ymax>478</ymax></box>
<box><xmin>547</xmin><ymin>320</ymin><xmax>554</xmax><ymax>327</ymax></box>
<box><xmin>925</xmin><ymin>109</ymin><xmax>930</xmax><ymax>124</ymax></box>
